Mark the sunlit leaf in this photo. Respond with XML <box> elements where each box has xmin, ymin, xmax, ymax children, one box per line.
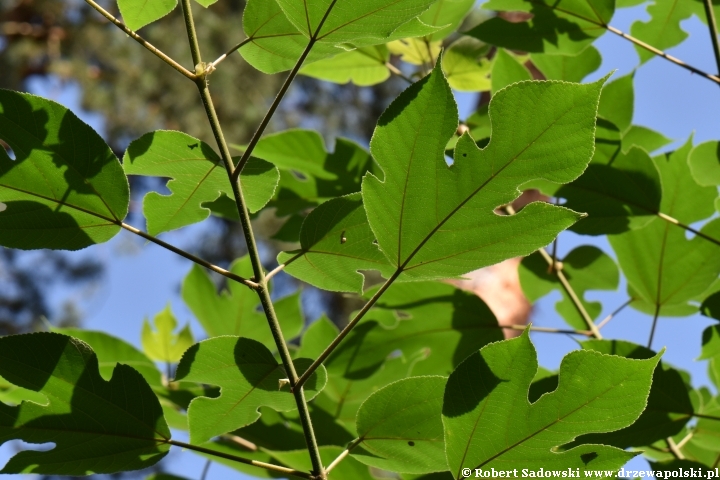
<box><xmin>117</xmin><ymin>0</ymin><xmax>177</xmax><ymax>31</ymax></box>
<box><xmin>491</xmin><ymin>49</ymin><xmax>531</xmax><ymax>94</ymax></box>
<box><xmin>0</xmin><ymin>90</ymin><xmax>129</xmax><ymax>250</ymax></box>
<box><xmin>363</xmin><ymin>62</ymin><xmax>603</xmax><ymax>281</ymax></box>
<box><xmin>300</xmin><ymin>46</ymin><xmax>391</xmax><ymax>86</ymax></box>
<box><xmin>141</xmin><ymin>304</ymin><xmax>195</xmax><ymax>363</ymax></box>
<box><xmin>631</xmin><ymin>0</ymin><xmax>695</xmax><ymax>63</ymax></box>
<box><xmin>175</xmin><ymin>336</ymin><xmax>327</xmax><ymax>445</ymax></box>
<box><xmin>689</xmin><ymin>141</ymin><xmax>720</xmax><ymax>186</ymax></box>
<box><xmin>519</xmin><ymin>246</ymin><xmax>619</xmax><ymax>330</ymax></box>
<box><xmin>442</xmin><ymin>331</ymin><xmax>659</xmax><ymax>478</ymax></box>
<box><xmin>0</xmin><ymin>332</ymin><xmax>170</xmax><ymax>474</ymax></box>
<box><xmin>598</xmin><ymin>71</ymin><xmax>634</xmax><ymax>132</ymax></box>
<box><xmin>420</xmin><ymin>0</ymin><xmax>476</xmax><ymax>40</ymax></box>
<box><xmin>352</xmin><ymin>376</ymin><xmax>448</xmax><ymax>474</ymax></box>
<box><xmin>531</xmin><ymin>46</ymin><xmax>602</xmax><ymax>82</ymax></box>
<box><xmin>621</xmin><ymin>125</ymin><xmax>672</xmax><ymax>154</ymax></box>
<box><xmin>124</xmin><ymin>131</ymin><xmax>278</xmax><ymax>235</ymax></box>
<box><xmin>182</xmin><ymin>256</ymin><xmax>303</xmax><ymax>345</ymax></box>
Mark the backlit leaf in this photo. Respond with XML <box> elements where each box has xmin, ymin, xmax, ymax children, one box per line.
<box><xmin>182</xmin><ymin>256</ymin><xmax>303</xmax><ymax>345</ymax></box>
<box><xmin>352</xmin><ymin>376</ymin><xmax>448</xmax><ymax>474</ymax></box>
<box><xmin>519</xmin><ymin>246</ymin><xmax>619</xmax><ymax>330</ymax></box>
<box><xmin>141</xmin><ymin>304</ymin><xmax>195</xmax><ymax>363</ymax></box>
<box><xmin>117</xmin><ymin>0</ymin><xmax>177</xmax><ymax>31</ymax></box>
<box><xmin>443</xmin><ymin>37</ymin><xmax>492</xmax><ymax>92</ymax></box>
<box><xmin>442</xmin><ymin>331</ymin><xmax>659</xmax><ymax>478</ymax></box>
<box><xmin>124</xmin><ymin>131</ymin><xmax>278</xmax><ymax>235</ymax></box>
<box><xmin>491</xmin><ymin>49</ymin><xmax>531</xmax><ymax>94</ymax></box>
<box><xmin>0</xmin><ymin>332</ymin><xmax>170</xmax><ymax>474</ymax></box>
<box><xmin>531</xmin><ymin>46</ymin><xmax>602</xmax><ymax>82</ymax></box>
<box><xmin>175</xmin><ymin>336</ymin><xmax>327</xmax><ymax>445</ymax></box>
<box><xmin>621</xmin><ymin>125</ymin><xmax>672</xmax><ymax>154</ymax></box>
<box><xmin>0</xmin><ymin>90</ymin><xmax>129</xmax><ymax>250</ymax></box>
<box><xmin>631</xmin><ymin>0</ymin><xmax>695</xmax><ymax>63</ymax></box>
<box><xmin>598</xmin><ymin>71</ymin><xmax>634</xmax><ymax>132</ymax></box>
<box><xmin>468</xmin><ymin>0</ymin><xmax>613</xmax><ymax>55</ymax></box>
<box><xmin>420</xmin><ymin>0</ymin><xmax>476</xmax><ymax>40</ymax></box>
<box><xmin>363</xmin><ymin>62</ymin><xmax>603</xmax><ymax>281</ymax></box>
<box><xmin>300</xmin><ymin>46</ymin><xmax>391</xmax><ymax>86</ymax></box>
<box><xmin>689</xmin><ymin>141</ymin><xmax>720</xmax><ymax>186</ymax></box>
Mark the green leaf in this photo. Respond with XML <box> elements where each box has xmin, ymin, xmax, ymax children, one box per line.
<box><xmin>278</xmin><ymin>193</ymin><xmax>393</xmax><ymax>293</ymax></box>
<box><xmin>558</xmin><ymin>145</ymin><xmax>661</xmax><ymax>235</ymax></box>
<box><xmin>117</xmin><ymin>0</ymin><xmax>177</xmax><ymax>31</ymax></box>
<box><xmin>689</xmin><ymin>141</ymin><xmax>720</xmax><ymax>186</ymax></box>
<box><xmin>0</xmin><ymin>332</ymin><xmax>170</xmax><ymax>474</ymax></box>
<box><xmin>0</xmin><ymin>90</ymin><xmax>129</xmax><ymax>250</ymax></box>
<box><xmin>491</xmin><ymin>49</ymin><xmax>531</xmax><ymax>94</ymax></box>
<box><xmin>182</xmin><ymin>256</ymin><xmax>303</xmax><ymax>345</ymax></box>
<box><xmin>519</xmin><ymin>246</ymin><xmax>619</xmax><ymax>330</ymax></box>
<box><xmin>700</xmin><ymin>325</ymin><xmax>720</xmax><ymax>360</ymax></box>
<box><xmin>327</xmin><ymin>281</ymin><xmax>504</xmax><ymax>379</ymax></box>
<box><xmin>142</xmin><ymin>304</ymin><xmax>195</xmax><ymax>363</ymax></box>
<box><xmin>631</xmin><ymin>0</ymin><xmax>696</xmax><ymax>63</ymax></box>
<box><xmin>621</xmin><ymin>125</ymin><xmax>672</xmax><ymax>154</ymax></box>
<box><xmin>701</xmin><ymin>291</ymin><xmax>720</xmax><ymax>320</ymax></box>
<box><xmin>0</xmin><ymin>374</ymin><xmax>47</xmax><ymax>407</ymax></box>
<box><xmin>249</xmin><ymin>129</ymin><xmax>375</xmax><ymax>215</ymax></box>
<box><xmin>442</xmin><ymin>331</ymin><xmax>659</xmax><ymax>478</ymax></box>
<box><xmin>276</xmin><ymin>0</ymin><xmax>437</xmax><ymax>44</ymax></box>
<box><xmin>174</xmin><ymin>336</ymin><xmax>327</xmax><ymax>445</ymax></box>
<box><xmin>239</xmin><ymin>0</ymin><xmax>341</xmax><ymax>74</ymax></box>
<box><xmin>55</xmin><ymin>327</ymin><xmax>162</xmax><ymax>387</ymax></box>
<box><xmin>363</xmin><ymin>62</ymin><xmax>603</xmax><ymax>281</ymax></box>
<box><xmin>300</xmin><ymin>46</ymin><xmax>390</xmax><ymax>86</ymax></box>
<box><xmin>467</xmin><ymin>0</ymin><xmax>613</xmax><ymax>55</ymax></box>
<box><xmin>443</xmin><ymin>37</ymin><xmax>492</xmax><ymax>92</ymax></box>
<box><xmin>123</xmin><ymin>131</ymin><xmax>277</xmax><ymax>235</ymax></box>
<box><xmin>420</xmin><ymin>0</ymin><xmax>476</xmax><ymax>41</ymax></box>
<box><xmin>598</xmin><ymin>71</ymin><xmax>634</xmax><ymax>132</ymax></box>
<box><xmin>531</xmin><ymin>46</ymin><xmax>602</xmax><ymax>82</ymax></box>
<box><xmin>567</xmin><ymin>340</ymin><xmax>693</xmax><ymax>450</ymax></box>
<box><xmin>388</xmin><ymin>38</ymin><xmax>442</xmax><ymax>65</ymax></box>
<box><xmin>352</xmin><ymin>376</ymin><xmax>448</xmax><ymax>474</ymax></box>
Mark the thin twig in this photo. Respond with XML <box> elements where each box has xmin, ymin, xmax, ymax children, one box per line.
<box><xmin>385</xmin><ymin>62</ymin><xmax>414</xmax><ymax>83</ymax></box>
<box><xmin>648</xmin><ymin>302</ymin><xmax>661</xmax><ymax>349</ymax></box>
<box><xmin>537</xmin><ymin>246</ymin><xmax>603</xmax><ymax>339</ymax></box>
<box><xmin>200</xmin><ymin>459</ymin><xmax>211</xmax><ymax>480</ymax></box>
<box><xmin>657</xmin><ymin>212</ymin><xmax>720</xmax><ymax>247</ymax></box>
<box><xmin>691</xmin><ymin>412</ymin><xmax>720</xmax><ymax>421</ymax></box>
<box><xmin>596</xmin><ymin>298</ymin><xmax>633</xmax><ymax>330</ymax></box>
<box><xmin>675</xmin><ymin>431</ymin><xmax>694</xmax><ymax>450</ymax></box>
<box><xmin>295</xmin><ymin>269</ymin><xmax>403</xmax><ymax>390</ymax></box>
<box><xmin>500</xmin><ymin>324</ymin><xmax>593</xmax><ymax>336</ymax></box>
<box><xmin>230</xmin><ymin>38</ymin><xmax>316</xmax><ymax>178</ymax></box>
<box><xmin>119</xmin><ymin>222</ymin><xmax>259</xmax><ymax>289</ymax></box>
<box><xmin>209</xmin><ymin>37</ymin><xmax>252</xmax><ymax>70</ymax></box>
<box><xmin>82</xmin><ymin>0</ymin><xmax>196</xmax><ymax>80</ymax></box>
<box><xmin>503</xmin><ymin>205</ymin><xmax>601</xmax><ymax>339</ymax></box>
<box><xmin>222</xmin><ymin>434</ymin><xmax>258</xmax><ymax>452</ymax></box>
<box><xmin>605</xmin><ymin>26</ymin><xmax>720</xmax><ymax>84</ymax></box>
<box><xmin>326</xmin><ymin>438</ymin><xmax>362</xmax><ymax>473</ymax></box>
<box><xmin>703</xmin><ymin>0</ymin><xmax>720</xmax><ymax>76</ymax></box>
<box><xmin>166</xmin><ymin>440</ymin><xmax>311</xmax><ymax>479</ymax></box>
<box><xmin>666</xmin><ymin>437</ymin><xmax>685</xmax><ymax>460</ymax></box>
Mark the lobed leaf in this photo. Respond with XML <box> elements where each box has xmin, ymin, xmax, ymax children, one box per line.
<box><xmin>0</xmin><ymin>332</ymin><xmax>170</xmax><ymax>474</ymax></box>
<box><xmin>631</xmin><ymin>0</ymin><xmax>695</xmax><ymax>63</ymax></box>
<box><xmin>442</xmin><ymin>331</ymin><xmax>660</xmax><ymax>478</ymax></box>
<box><xmin>141</xmin><ymin>304</ymin><xmax>195</xmax><ymax>363</ymax></box>
<box><xmin>468</xmin><ymin>0</ymin><xmax>613</xmax><ymax>55</ymax></box>
<box><xmin>363</xmin><ymin>61</ymin><xmax>604</xmax><ymax>281</ymax></box>
<box><xmin>175</xmin><ymin>336</ymin><xmax>327</xmax><ymax>445</ymax></box>
<box><xmin>182</xmin><ymin>255</ymin><xmax>303</xmax><ymax>345</ymax></box>
<box><xmin>352</xmin><ymin>376</ymin><xmax>448</xmax><ymax>474</ymax></box>
<box><xmin>0</xmin><ymin>90</ymin><xmax>129</xmax><ymax>250</ymax></box>
<box><xmin>124</xmin><ymin>131</ymin><xmax>277</xmax><ymax>235</ymax></box>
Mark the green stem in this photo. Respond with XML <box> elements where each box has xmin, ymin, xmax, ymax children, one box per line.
<box><xmin>83</xmin><ymin>0</ymin><xmax>196</xmax><ymax>80</ymax></box>
<box><xmin>119</xmin><ymin>222</ymin><xmax>258</xmax><ymax>289</ymax></box>
<box><xmin>703</xmin><ymin>0</ymin><xmax>720</xmax><ymax>76</ymax></box>
<box><xmin>231</xmin><ymin>37</ymin><xmax>317</xmax><ymax>178</ymax></box>
<box><xmin>295</xmin><ymin>269</ymin><xmax>403</xmax><ymax>390</ymax></box>
<box><xmin>166</xmin><ymin>440</ymin><xmax>311</xmax><ymax>479</ymax></box>
<box><xmin>178</xmin><ymin>2</ymin><xmax>325</xmax><ymax>477</ymax></box>
<box><xmin>648</xmin><ymin>302</ymin><xmax>661</xmax><ymax>349</ymax></box>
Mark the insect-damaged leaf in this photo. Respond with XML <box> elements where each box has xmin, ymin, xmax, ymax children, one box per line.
<box><xmin>0</xmin><ymin>89</ymin><xmax>129</xmax><ymax>250</ymax></box>
<box><xmin>442</xmin><ymin>331</ymin><xmax>660</xmax><ymax>478</ymax></box>
<box><xmin>175</xmin><ymin>336</ymin><xmax>327</xmax><ymax>445</ymax></box>
<box><xmin>351</xmin><ymin>376</ymin><xmax>448</xmax><ymax>474</ymax></box>
<box><xmin>124</xmin><ymin>130</ymin><xmax>278</xmax><ymax>235</ymax></box>
<box><xmin>362</xmin><ymin>61</ymin><xmax>603</xmax><ymax>281</ymax></box>
<box><xmin>0</xmin><ymin>332</ymin><xmax>170</xmax><ymax>474</ymax></box>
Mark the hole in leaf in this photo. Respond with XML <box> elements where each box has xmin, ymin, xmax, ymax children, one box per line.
<box><xmin>1</xmin><ymin>141</ymin><xmax>15</xmax><ymax>160</ymax></box>
<box><xmin>291</xmin><ymin>170</ymin><xmax>307</xmax><ymax>181</ymax></box>
<box><xmin>187</xmin><ymin>143</ymin><xmax>199</xmax><ymax>150</ymax></box>
<box><xmin>0</xmin><ymin>440</ymin><xmax>56</xmax><ymax>469</ymax></box>
<box><xmin>0</xmin><ymin>202</ymin><xmax>5</xmax><ymax>213</ymax></box>
<box><xmin>462</xmin><ymin>153</ymin><xmax>467</xmax><ymax>157</ymax></box>
<box><xmin>407</xmin><ymin>441</ymin><xmax>415</xmax><ymax>447</ymax></box>
<box><xmin>445</xmin><ymin>155</ymin><xmax>454</xmax><ymax>166</ymax></box>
